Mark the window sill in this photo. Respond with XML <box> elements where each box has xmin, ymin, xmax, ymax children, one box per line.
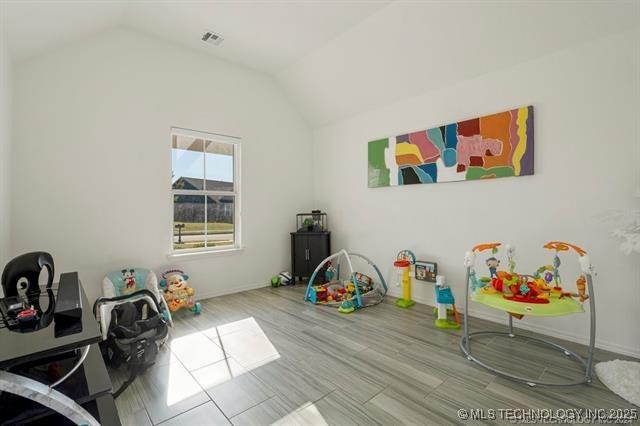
<box><xmin>167</xmin><ymin>247</ymin><xmax>244</xmax><ymax>260</ymax></box>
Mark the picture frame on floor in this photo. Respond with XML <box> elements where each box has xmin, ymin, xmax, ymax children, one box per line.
<box><xmin>415</xmin><ymin>261</ymin><xmax>437</xmax><ymax>282</ymax></box>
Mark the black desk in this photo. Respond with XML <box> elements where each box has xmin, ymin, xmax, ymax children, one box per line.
<box><xmin>0</xmin><ymin>286</ymin><xmax>101</xmax><ymax>367</ymax></box>
<box><xmin>0</xmin><ymin>281</ymin><xmax>120</xmax><ymax>425</ymax></box>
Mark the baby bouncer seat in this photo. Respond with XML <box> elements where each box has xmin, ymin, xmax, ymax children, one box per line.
<box><xmin>93</xmin><ymin>268</ymin><xmax>171</xmax><ymax>397</ymax></box>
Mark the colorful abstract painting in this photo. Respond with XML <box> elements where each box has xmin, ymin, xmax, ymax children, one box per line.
<box><xmin>368</xmin><ymin>106</ymin><xmax>534</xmax><ymax>187</ymax></box>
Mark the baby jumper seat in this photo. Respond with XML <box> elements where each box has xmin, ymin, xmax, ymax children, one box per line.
<box><xmin>460</xmin><ymin>242</ymin><xmax>596</xmax><ymax>387</ymax></box>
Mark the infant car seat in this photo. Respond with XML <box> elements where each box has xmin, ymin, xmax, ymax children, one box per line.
<box><xmin>93</xmin><ymin>268</ymin><xmax>171</xmax><ymax>398</ymax></box>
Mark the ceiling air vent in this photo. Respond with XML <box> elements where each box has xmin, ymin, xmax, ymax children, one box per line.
<box><xmin>202</xmin><ymin>31</ymin><xmax>224</xmax><ymax>46</ymax></box>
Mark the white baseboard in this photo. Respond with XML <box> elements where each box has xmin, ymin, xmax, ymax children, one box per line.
<box><xmin>387</xmin><ymin>288</ymin><xmax>640</xmax><ymax>359</ymax></box>
<box><xmin>196</xmin><ymin>281</ymin><xmax>270</xmax><ymax>301</ymax></box>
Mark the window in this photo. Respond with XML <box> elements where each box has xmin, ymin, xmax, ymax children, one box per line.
<box><xmin>171</xmin><ymin>128</ymin><xmax>240</xmax><ymax>253</ymax></box>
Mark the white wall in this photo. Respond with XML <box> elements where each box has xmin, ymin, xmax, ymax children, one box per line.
<box><xmin>312</xmin><ymin>29</ymin><xmax>640</xmax><ymax>357</ymax></box>
<box><xmin>12</xmin><ymin>28</ymin><xmax>313</xmax><ymax>302</ymax></box>
<box><xmin>0</xmin><ymin>13</ymin><xmax>12</xmax><ymax>268</ymax></box>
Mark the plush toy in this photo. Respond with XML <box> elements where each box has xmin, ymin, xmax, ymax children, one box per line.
<box><xmin>121</xmin><ymin>268</ymin><xmax>137</xmax><ymax>290</ymax></box>
<box><xmin>575</xmin><ymin>275</ymin><xmax>589</xmax><ymax>302</ymax></box>
<box><xmin>159</xmin><ymin>269</ymin><xmax>201</xmax><ymax>314</ymax></box>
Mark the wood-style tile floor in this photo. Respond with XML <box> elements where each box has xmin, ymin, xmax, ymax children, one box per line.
<box><xmin>112</xmin><ymin>285</ymin><xmax>638</xmax><ymax>425</ymax></box>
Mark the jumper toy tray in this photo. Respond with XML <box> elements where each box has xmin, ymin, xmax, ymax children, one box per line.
<box><xmin>460</xmin><ymin>241</ymin><xmax>596</xmax><ymax>387</ymax></box>
<box><xmin>471</xmin><ymin>291</ymin><xmax>583</xmax><ymax>317</ymax></box>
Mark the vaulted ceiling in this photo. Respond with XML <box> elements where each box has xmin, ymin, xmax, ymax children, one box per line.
<box><xmin>1</xmin><ymin>0</ymin><xmax>390</xmax><ymax>72</ymax></box>
<box><xmin>2</xmin><ymin>1</ymin><xmax>639</xmax><ymax>126</ymax></box>
<box><xmin>276</xmin><ymin>0</ymin><xmax>640</xmax><ymax>126</ymax></box>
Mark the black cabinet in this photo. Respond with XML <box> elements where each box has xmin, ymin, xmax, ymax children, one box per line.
<box><xmin>291</xmin><ymin>232</ymin><xmax>331</xmax><ymax>281</ymax></box>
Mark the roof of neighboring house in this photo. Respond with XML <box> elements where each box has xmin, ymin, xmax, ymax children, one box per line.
<box><xmin>173</xmin><ymin>177</ymin><xmax>233</xmax><ymax>192</ymax></box>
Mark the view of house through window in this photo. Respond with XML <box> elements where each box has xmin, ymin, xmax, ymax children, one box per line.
<box><xmin>171</xmin><ymin>129</ymin><xmax>239</xmax><ymax>252</ymax></box>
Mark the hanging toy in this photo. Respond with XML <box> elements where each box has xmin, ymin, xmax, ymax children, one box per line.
<box><xmin>469</xmin><ymin>270</ymin><xmax>485</xmax><ymax>292</ymax></box>
<box><xmin>486</xmin><ymin>257</ymin><xmax>500</xmax><ymax>279</ymax></box>
<box><xmin>552</xmin><ymin>254</ymin><xmax>562</xmax><ymax>287</ymax></box>
<box><xmin>576</xmin><ymin>275</ymin><xmax>589</xmax><ymax>302</ymax></box>
<box><xmin>506</xmin><ymin>244</ymin><xmax>516</xmax><ymax>274</ymax></box>
<box><xmin>325</xmin><ymin>261</ymin><xmax>337</xmax><ymax>282</ymax></box>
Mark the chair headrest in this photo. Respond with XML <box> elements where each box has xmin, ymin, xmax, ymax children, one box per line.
<box><xmin>1</xmin><ymin>252</ymin><xmax>54</xmax><ymax>298</ymax></box>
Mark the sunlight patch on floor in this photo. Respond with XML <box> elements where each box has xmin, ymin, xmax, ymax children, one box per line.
<box><xmin>167</xmin><ymin>317</ymin><xmax>280</xmax><ymax>406</ymax></box>
<box><xmin>169</xmin><ymin>331</ymin><xmax>226</xmax><ymax>370</ymax></box>
<box><xmin>191</xmin><ymin>357</ymin><xmax>247</xmax><ymax>389</ymax></box>
<box><xmin>273</xmin><ymin>401</ymin><xmax>329</xmax><ymax>426</ymax></box>
<box><xmin>164</xmin><ymin>358</ymin><xmax>204</xmax><ymax>406</ymax></box>
<box><xmin>205</xmin><ymin>316</ymin><xmax>281</xmax><ymax>369</ymax></box>
<box><xmin>215</xmin><ymin>316</ymin><xmax>262</xmax><ymax>336</ymax></box>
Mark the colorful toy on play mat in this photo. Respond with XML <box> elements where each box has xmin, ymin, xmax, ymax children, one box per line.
<box><xmin>394</xmin><ymin>249</ymin><xmax>416</xmax><ymax>308</ymax></box>
<box><xmin>433</xmin><ymin>275</ymin><xmax>460</xmax><ymax>329</ymax></box>
<box><xmin>304</xmin><ymin>249</ymin><xmax>388</xmax><ymax>312</ymax></box>
<box><xmin>464</xmin><ymin>241</ymin><xmax>593</xmax><ymax>317</ymax></box>
<box><xmin>159</xmin><ymin>269</ymin><xmax>201</xmax><ymax>314</ymax></box>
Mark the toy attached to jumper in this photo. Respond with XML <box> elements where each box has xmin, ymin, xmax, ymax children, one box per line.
<box><xmin>159</xmin><ymin>269</ymin><xmax>201</xmax><ymax>314</ymax></box>
<box><xmin>460</xmin><ymin>241</ymin><xmax>597</xmax><ymax>387</ymax></box>
<box><xmin>394</xmin><ymin>250</ymin><xmax>416</xmax><ymax>308</ymax></box>
<box><xmin>304</xmin><ymin>249</ymin><xmax>388</xmax><ymax>312</ymax></box>
<box><xmin>433</xmin><ymin>275</ymin><xmax>460</xmax><ymax>329</ymax></box>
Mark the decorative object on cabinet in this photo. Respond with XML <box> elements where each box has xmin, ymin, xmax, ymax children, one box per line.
<box><xmin>296</xmin><ymin>210</ymin><xmax>327</xmax><ymax>232</ymax></box>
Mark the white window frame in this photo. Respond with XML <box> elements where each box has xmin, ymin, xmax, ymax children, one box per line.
<box><xmin>170</xmin><ymin>127</ymin><xmax>241</xmax><ymax>255</ymax></box>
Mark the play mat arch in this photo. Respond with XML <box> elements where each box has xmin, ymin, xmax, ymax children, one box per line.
<box><xmin>304</xmin><ymin>249</ymin><xmax>388</xmax><ymax>310</ymax></box>
<box><xmin>460</xmin><ymin>241</ymin><xmax>596</xmax><ymax>387</ymax></box>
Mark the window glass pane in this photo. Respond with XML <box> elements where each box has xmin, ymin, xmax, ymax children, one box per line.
<box><xmin>205</xmin><ymin>141</ymin><xmax>234</xmax><ymax>191</ymax></box>
<box><xmin>173</xmin><ymin>194</ymin><xmax>205</xmax><ymax>250</ymax></box>
<box><xmin>206</xmin><ymin>195</ymin><xmax>234</xmax><ymax>248</ymax></box>
<box><xmin>172</xmin><ymin>135</ymin><xmax>205</xmax><ymax>190</ymax></box>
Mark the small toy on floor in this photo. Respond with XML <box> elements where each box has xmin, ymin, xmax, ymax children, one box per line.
<box><xmin>338</xmin><ymin>299</ymin><xmax>355</xmax><ymax>314</ymax></box>
<box><xmin>394</xmin><ymin>250</ymin><xmax>416</xmax><ymax>308</ymax></box>
<box><xmin>271</xmin><ymin>271</ymin><xmax>293</xmax><ymax>287</ymax></box>
<box><xmin>433</xmin><ymin>275</ymin><xmax>460</xmax><ymax>329</ymax></box>
<box><xmin>159</xmin><ymin>269</ymin><xmax>201</xmax><ymax>314</ymax></box>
